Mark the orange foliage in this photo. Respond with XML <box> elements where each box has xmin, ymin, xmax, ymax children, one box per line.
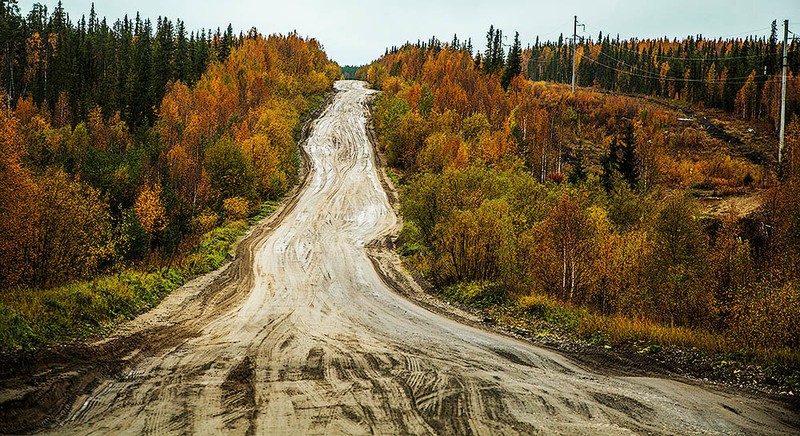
<box><xmin>0</xmin><ymin>32</ymin><xmax>338</xmax><ymax>292</ymax></box>
<box><xmin>156</xmin><ymin>34</ymin><xmax>338</xmax><ymax>209</ymax></box>
<box><xmin>371</xmin><ymin>42</ymin><xmax>798</xmax><ymax>353</ymax></box>
<box><xmin>0</xmin><ymin>104</ymin><xmax>38</xmax><ymax>287</ymax></box>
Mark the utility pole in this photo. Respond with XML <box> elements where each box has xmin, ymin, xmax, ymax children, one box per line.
<box><xmin>572</xmin><ymin>16</ymin><xmax>577</xmax><ymax>93</ymax></box>
<box><xmin>571</xmin><ymin>16</ymin><xmax>584</xmax><ymax>93</ymax></box>
<box><xmin>779</xmin><ymin>19</ymin><xmax>789</xmax><ymax>165</ymax></box>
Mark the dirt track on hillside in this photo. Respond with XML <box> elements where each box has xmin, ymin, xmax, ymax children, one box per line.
<box><xmin>1</xmin><ymin>81</ymin><xmax>797</xmax><ymax>435</ymax></box>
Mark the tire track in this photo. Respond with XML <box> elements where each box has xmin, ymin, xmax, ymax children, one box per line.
<box><xmin>1</xmin><ymin>81</ymin><xmax>795</xmax><ymax>435</ymax></box>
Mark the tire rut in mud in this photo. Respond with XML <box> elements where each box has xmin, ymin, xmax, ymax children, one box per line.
<box><xmin>221</xmin><ymin>356</ymin><xmax>258</xmax><ymax>434</ymax></box>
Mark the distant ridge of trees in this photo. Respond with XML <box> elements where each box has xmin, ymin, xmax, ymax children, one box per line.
<box><xmin>371</xmin><ymin>22</ymin><xmax>799</xmax><ymax>130</ymax></box>
<box><xmin>526</xmin><ymin>21</ymin><xmax>799</xmax><ymax>128</ymax></box>
<box><xmin>341</xmin><ymin>65</ymin><xmax>359</xmax><ymax>80</ymax></box>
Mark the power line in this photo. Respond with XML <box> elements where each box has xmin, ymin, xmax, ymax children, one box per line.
<box><xmin>526</xmin><ymin>46</ymin><xmax>799</xmax><ymax>84</ymax></box>
<box><xmin>594</xmin><ymin>49</ymin><xmax>773</xmax><ymax>82</ymax></box>
<box><xmin>715</xmin><ymin>26</ymin><xmax>774</xmax><ymax>38</ymax></box>
<box><xmin>576</xmin><ymin>22</ymin><xmax>782</xmax><ymax>62</ymax></box>
<box><xmin>551</xmin><ymin>18</ymin><xmax>798</xmax><ymax>85</ymax></box>
<box><xmin>597</xmin><ymin>44</ymin><xmax>780</xmax><ymax>62</ymax></box>
<box><xmin>583</xmin><ymin>22</ymin><xmax>774</xmax><ymax>42</ymax></box>
<box><xmin>533</xmin><ymin>34</ymin><xmax>783</xmax><ymax>63</ymax></box>
<box><xmin>575</xmin><ymin>49</ymin><xmax>790</xmax><ymax>85</ymax></box>
<box><xmin>580</xmin><ymin>29</ymin><xmax>782</xmax><ymax>61</ymax></box>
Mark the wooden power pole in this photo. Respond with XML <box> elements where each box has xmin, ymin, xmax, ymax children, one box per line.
<box><xmin>572</xmin><ymin>16</ymin><xmax>577</xmax><ymax>93</ymax></box>
<box><xmin>571</xmin><ymin>16</ymin><xmax>584</xmax><ymax>93</ymax></box>
<box><xmin>779</xmin><ymin>19</ymin><xmax>789</xmax><ymax>165</ymax></box>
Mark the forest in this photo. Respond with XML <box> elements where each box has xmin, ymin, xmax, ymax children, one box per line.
<box><xmin>1</xmin><ymin>0</ymin><xmax>799</xmax><ymax>372</ymax></box>
<box><xmin>0</xmin><ymin>1</ymin><xmax>340</xmax><ymax>349</ymax></box>
<box><xmin>0</xmin><ymin>1</ymin><xmax>225</xmax><ymax>128</ymax></box>
<box><xmin>0</xmin><ymin>4</ymin><xmax>797</xmax><ymax>431</ymax></box>
<box><xmin>526</xmin><ymin>21</ymin><xmax>800</xmax><ymax>127</ymax></box>
<box><xmin>360</xmin><ymin>27</ymin><xmax>800</xmax><ymax>365</ymax></box>
<box><xmin>383</xmin><ymin>24</ymin><xmax>800</xmax><ymax>131</ymax></box>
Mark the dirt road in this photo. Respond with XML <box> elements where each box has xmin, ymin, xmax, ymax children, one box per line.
<box><xmin>2</xmin><ymin>81</ymin><xmax>797</xmax><ymax>435</ymax></box>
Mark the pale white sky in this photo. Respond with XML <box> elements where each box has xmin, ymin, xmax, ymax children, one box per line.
<box><xmin>17</xmin><ymin>0</ymin><xmax>800</xmax><ymax>65</ymax></box>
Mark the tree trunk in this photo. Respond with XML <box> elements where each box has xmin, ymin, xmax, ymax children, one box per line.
<box><xmin>561</xmin><ymin>246</ymin><xmax>567</xmax><ymax>299</ymax></box>
<box><xmin>570</xmin><ymin>256</ymin><xmax>575</xmax><ymax>301</ymax></box>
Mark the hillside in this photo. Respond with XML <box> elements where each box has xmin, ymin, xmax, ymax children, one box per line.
<box><xmin>359</xmin><ymin>37</ymin><xmax>800</xmax><ymax>389</ymax></box>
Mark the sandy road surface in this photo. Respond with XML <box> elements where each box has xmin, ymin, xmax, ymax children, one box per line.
<box><xmin>2</xmin><ymin>81</ymin><xmax>797</xmax><ymax>435</ymax></box>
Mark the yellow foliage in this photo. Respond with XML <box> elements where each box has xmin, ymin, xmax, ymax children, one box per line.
<box><xmin>156</xmin><ymin>34</ymin><xmax>337</xmax><ymax>206</ymax></box>
<box><xmin>194</xmin><ymin>210</ymin><xmax>220</xmax><ymax>234</ymax></box>
<box><xmin>417</xmin><ymin>132</ymin><xmax>463</xmax><ymax>172</ymax></box>
<box><xmin>135</xmin><ymin>184</ymin><xmax>168</xmax><ymax>235</ymax></box>
<box><xmin>30</xmin><ymin>170</ymin><xmax>114</xmax><ymax>288</ymax></box>
<box><xmin>223</xmin><ymin>196</ymin><xmax>250</xmax><ymax>220</ymax></box>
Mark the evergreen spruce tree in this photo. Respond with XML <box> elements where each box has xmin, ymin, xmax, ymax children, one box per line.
<box><xmin>174</xmin><ymin>19</ymin><xmax>189</xmax><ymax>82</ymax></box>
<box><xmin>601</xmin><ymin>139</ymin><xmax>619</xmax><ymax>193</ymax></box>
<box><xmin>474</xmin><ymin>52</ymin><xmax>482</xmax><ymax>70</ymax></box>
<box><xmin>151</xmin><ymin>17</ymin><xmax>173</xmax><ymax>110</ymax></box>
<box><xmin>219</xmin><ymin>23</ymin><xmax>234</xmax><ymax>61</ymax></box>
<box><xmin>568</xmin><ymin>151</ymin><xmax>588</xmax><ymax>184</ymax></box>
<box><xmin>617</xmin><ymin>124</ymin><xmax>639</xmax><ymax>189</ymax></box>
<box><xmin>483</xmin><ymin>25</ymin><xmax>495</xmax><ymax>73</ymax></box>
<box><xmin>1</xmin><ymin>0</ymin><xmax>24</xmax><ymax>105</ymax></box>
<box><xmin>492</xmin><ymin>29</ymin><xmax>504</xmax><ymax>73</ymax></box>
<box><xmin>618</xmin><ymin>142</ymin><xmax>639</xmax><ymax>190</ymax></box>
<box><xmin>501</xmin><ymin>31</ymin><xmax>522</xmax><ymax>90</ymax></box>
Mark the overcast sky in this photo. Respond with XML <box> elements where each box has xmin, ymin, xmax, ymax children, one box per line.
<box><xmin>17</xmin><ymin>0</ymin><xmax>800</xmax><ymax>66</ymax></box>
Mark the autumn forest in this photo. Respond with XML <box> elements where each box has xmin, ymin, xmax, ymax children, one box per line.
<box><xmin>362</xmin><ymin>27</ymin><xmax>800</xmax><ymax>366</ymax></box>
<box><xmin>1</xmin><ymin>0</ymin><xmax>799</xmax><ymax>386</ymax></box>
<box><xmin>0</xmin><ymin>1</ymin><xmax>339</xmax><ymax>348</ymax></box>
